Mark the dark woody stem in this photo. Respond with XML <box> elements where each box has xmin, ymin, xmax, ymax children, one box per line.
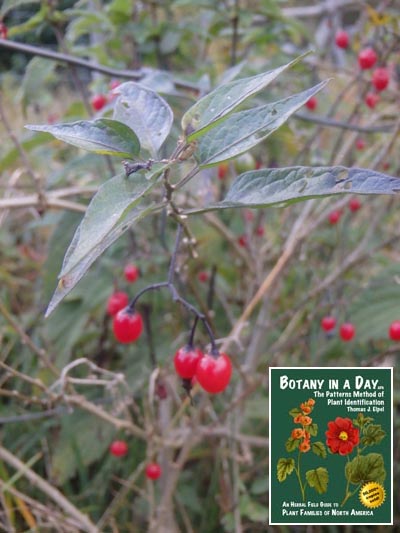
<box><xmin>127</xmin><ymin>224</ymin><xmax>218</xmax><ymax>352</ymax></box>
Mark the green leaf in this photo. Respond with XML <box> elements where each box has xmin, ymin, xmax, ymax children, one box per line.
<box><xmin>308</xmin><ymin>423</ymin><xmax>318</xmax><ymax>437</ymax></box>
<box><xmin>312</xmin><ymin>441</ymin><xmax>327</xmax><ymax>458</ymax></box>
<box><xmin>25</xmin><ymin>118</ymin><xmax>140</xmax><ymax>158</ymax></box>
<box><xmin>239</xmin><ymin>494</ymin><xmax>268</xmax><ymax>522</ymax></box>
<box><xmin>0</xmin><ymin>132</ymin><xmax>52</xmax><ymax>172</ymax></box>
<box><xmin>306</xmin><ymin>467</ymin><xmax>329</xmax><ymax>494</ymax></box>
<box><xmin>113</xmin><ymin>82</ymin><xmax>173</xmax><ymax>156</ymax></box>
<box><xmin>52</xmin><ymin>410</ymin><xmax>115</xmax><ymax>484</ymax></box>
<box><xmin>345</xmin><ymin>453</ymin><xmax>386</xmax><ymax>485</ymax></box>
<box><xmin>197</xmin><ymin>80</ymin><xmax>328</xmax><ymax>166</ymax></box>
<box><xmin>186</xmin><ymin>167</ymin><xmax>400</xmax><ymax>214</ymax></box>
<box><xmin>361</xmin><ymin>424</ymin><xmax>386</xmax><ymax>447</ymax></box>
<box><xmin>45</xmin><ymin>165</ymin><xmax>167</xmax><ymax>317</ymax></box>
<box><xmin>289</xmin><ymin>407</ymin><xmax>301</xmax><ymax>417</ymax></box>
<box><xmin>181</xmin><ymin>53</ymin><xmax>307</xmax><ymax>140</ymax></box>
<box><xmin>349</xmin><ymin>265</ymin><xmax>400</xmax><ymax>342</ymax></box>
<box><xmin>20</xmin><ymin>57</ymin><xmax>57</xmax><ymax>111</ymax></box>
<box><xmin>277</xmin><ymin>458</ymin><xmax>295</xmax><ymax>482</ymax></box>
<box><xmin>285</xmin><ymin>437</ymin><xmax>299</xmax><ymax>452</ymax></box>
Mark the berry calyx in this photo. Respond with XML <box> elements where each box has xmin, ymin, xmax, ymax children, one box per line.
<box><xmin>109</xmin><ymin>440</ymin><xmax>128</xmax><ymax>457</ymax></box>
<box><xmin>335</xmin><ymin>30</ymin><xmax>349</xmax><ymax>49</ymax></box>
<box><xmin>348</xmin><ymin>197</ymin><xmax>362</xmax><ymax>212</ymax></box>
<box><xmin>388</xmin><ymin>321</ymin><xmax>400</xmax><ymax>341</ymax></box>
<box><xmin>106</xmin><ymin>291</ymin><xmax>129</xmax><ymax>316</ymax></box>
<box><xmin>364</xmin><ymin>92</ymin><xmax>380</xmax><ymax>109</ymax></box>
<box><xmin>340</xmin><ymin>323</ymin><xmax>355</xmax><ymax>341</ymax></box>
<box><xmin>305</xmin><ymin>96</ymin><xmax>317</xmax><ymax>111</ymax></box>
<box><xmin>91</xmin><ymin>94</ymin><xmax>108</xmax><ymax>111</ymax></box>
<box><xmin>358</xmin><ymin>48</ymin><xmax>377</xmax><ymax>70</ymax></box>
<box><xmin>113</xmin><ymin>308</ymin><xmax>143</xmax><ymax>343</ymax></box>
<box><xmin>174</xmin><ymin>345</ymin><xmax>204</xmax><ymax>379</ymax></box>
<box><xmin>372</xmin><ymin>67</ymin><xmax>389</xmax><ymax>92</ymax></box>
<box><xmin>355</xmin><ymin>138</ymin><xmax>366</xmax><ymax>151</ymax></box>
<box><xmin>328</xmin><ymin>210</ymin><xmax>341</xmax><ymax>225</ymax></box>
<box><xmin>145</xmin><ymin>463</ymin><xmax>162</xmax><ymax>480</ymax></box>
<box><xmin>195</xmin><ymin>351</ymin><xmax>232</xmax><ymax>394</ymax></box>
<box><xmin>198</xmin><ymin>271</ymin><xmax>209</xmax><ymax>283</ymax></box>
<box><xmin>217</xmin><ymin>162</ymin><xmax>229</xmax><ymax>180</ymax></box>
<box><xmin>124</xmin><ymin>263</ymin><xmax>140</xmax><ymax>283</ymax></box>
<box><xmin>321</xmin><ymin>316</ymin><xmax>336</xmax><ymax>332</ymax></box>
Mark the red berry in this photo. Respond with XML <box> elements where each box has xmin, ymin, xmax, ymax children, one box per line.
<box><xmin>255</xmin><ymin>225</ymin><xmax>264</xmax><ymax>237</ymax></box>
<box><xmin>109</xmin><ymin>440</ymin><xmax>128</xmax><ymax>457</ymax></box>
<box><xmin>106</xmin><ymin>291</ymin><xmax>129</xmax><ymax>316</ymax></box>
<box><xmin>0</xmin><ymin>22</ymin><xmax>8</xmax><ymax>39</ymax></box>
<box><xmin>217</xmin><ymin>163</ymin><xmax>229</xmax><ymax>180</ymax></box>
<box><xmin>372</xmin><ymin>67</ymin><xmax>389</xmax><ymax>92</ymax></box>
<box><xmin>305</xmin><ymin>97</ymin><xmax>317</xmax><ymax>111</ymax></box>
<box><xmin>91</xmin><ymin>94</ymin><xmax>108</xmax><ymax>111</ymax></box>
<box><xmin>174</xmin><ymin>346</ymin><xmax>204</xmax><ymax>379</ymax></box>
<box><xmin>364</xmin><ymin>92</ymin><xmax>380</xmax><ymax>109</ymax></box>
<box><xmin>145</xmin><ymin>463</ymin><xmax>162</xmax><ymax>480</ymax></box>
<box><xmin>321</xmin><ymin>316</ymin><xmax>336</xmax><ymax>332</ymax></box>
<box><xmin>340</xmin><ymin>323</ymin><xmax>355</xmax><ymax>341</ymax></box>
<box><xmin>328</xmin><ymin>210</ymin><xmax>341</xmax><ymax>225</ymax></box>
<box><xmin>355</xmin><ymin>138</ymin><xmax>366</xmax><ymax>151</ymax></box>
<box><xmin>238</xmin><ymin>234</ymin><xmax>248</xmax><ymax>247</ymax></box>
<box><xmin>348</xmin><ymin>197</ymin><xmax>362</xmax><ymax>212</ymax></box>
<box><xmin>335</xmin><ymin>30</ymin><xmax>349</xmax><ymax>49</ymax></box>
<box><xmin>358</xmin><ymin>48</ymin><xmax>378</xmax><ymax>70</ymax></box>
<box><xmin>255</xmin><ymin>160</ymin><xmax>262</xmax><ymax>170</ymax></box>
<box><xmin>113</xmin><ymin>308</ymin><xmax>143</xmax><ymax>343</ymax></box>
<box><xmin>388</xmin><ymin>321</ymin><xmax>400</xmax><ymax>341</ymax></box>
<box><xmin>124</xmin><ymin>264</ymin><xmax>139</xmax><ymax>283</ymax></box>
<box><xmin>195</xmin><ymin>352</ymin><xmax>232</xmax><ymax>394</ymax></box>
<box><xmin>198</xmin><ymin>271</ymin><xmax>209</xmax><ymax>283</ymax></box>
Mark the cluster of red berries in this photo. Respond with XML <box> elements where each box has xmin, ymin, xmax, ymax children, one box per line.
<box><xmin>328</xmin><ymin>197</ymin><xmax>362</xmax><ymax>225</ymax></box>
<box><xmin>106</xmin><ymin>264</ymin><xmax>143</xmax><ymax>343</ymax></box>
<box><xmin>321</xmin><ymin>317</ymin><xmax>400</xmax><ymax>342</ymax></box>
<box><xmin>307</xmin><ymin>33</ymin><xmax>390</xmax><ymax>113</ymax></box>
<box><xmin>174</xmin><ymin>345</ymin><xmax>232</xmax><ymax>394</ymax></box>
<box><xmin>321</xmin><ymin>316</ymin><xmax>355</xmax><ymax>341</ymax></box>
<box><xmin>91</xmin><ymin>80</ymin><xmax>121</xmax><ymax>112</ymax></box>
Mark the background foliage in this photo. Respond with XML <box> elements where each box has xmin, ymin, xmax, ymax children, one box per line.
<box><xmin>0</xmin><ymin>1</ymin><xmax>399</xmax><ymax>532</ymax></box>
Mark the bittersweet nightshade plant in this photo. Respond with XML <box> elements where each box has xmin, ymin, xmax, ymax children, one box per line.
<box><xmin>25</xmin><ymin>54</ymin><xmax>400</xmax><ymax>341</ymax></box>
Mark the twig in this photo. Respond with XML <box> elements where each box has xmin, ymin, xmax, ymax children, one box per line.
<box><xmin>0</xmin><ymin>445</ymin><xmax>99</xmax><ymax>533</ymax></box>
<box><xmin>0</xmin><ymin>38</ymin><xmax>201</xmax><ymax>93</ymax></box>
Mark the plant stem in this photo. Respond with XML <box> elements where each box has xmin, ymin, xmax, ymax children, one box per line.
<box><xmin>295</xmin><ymin>450</ymin><xmax>305</xmax><ymax>501</ymax></box>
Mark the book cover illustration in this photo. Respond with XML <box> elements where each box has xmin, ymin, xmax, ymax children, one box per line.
<box><xmin>269</xmin><ymin>367</ymin><xmax>392</xmax><ymax>525</ymax></box>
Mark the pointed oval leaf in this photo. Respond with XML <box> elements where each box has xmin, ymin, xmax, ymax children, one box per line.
<box><xmin>197</xmin><ymin>80</ymin><xmax>328</xmax><ymax>166</ymax></box>
<box><xmin>186</xmin><ymin>167</ymin><xmax>400</xmax><ymax>213</ymax></box>
<box><xmin>26</xmin><ymin>118</ymin><xmax>140</xmax><ymax>158</ymax></box>
<box><xmin>45</xmin><ymin>165</ymin><xmax>167</xmax><ymax>317</ymax></box>
<box><xmin>181</xmin><ymin>53</ymin><xmax>308</xmax><ymax>140</ymax></box>
<box><xmin>113</xmin><ymin>82</ymin><xmax>173</xmax><ymax>156</ymax></box>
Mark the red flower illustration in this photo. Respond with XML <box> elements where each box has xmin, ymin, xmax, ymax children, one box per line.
<box><xmin>325</xmin><ymin>417</ymin><xmax>359</xmax><ymax>455</ymax></box>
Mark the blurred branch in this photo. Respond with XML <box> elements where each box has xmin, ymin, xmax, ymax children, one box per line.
<box><xmin>0</xmin><ymin>445</ymin><xmax>100</xmax><ymax>533</ymax></box>
<box><xmin>0</xmin><ymin>38</ymin><xmax>201</xmax><ymax>93</ymax></box>
<box><xmin>295</xmin><ymin>112</ymin><xmax>394</xmax><ymax>133</ymax></box>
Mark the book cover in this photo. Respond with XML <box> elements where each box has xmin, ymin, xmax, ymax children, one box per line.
<box><xmin>269</xmin><ymin>367</ymin><xmax>393</xmax><ymax>525</ymax></box>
